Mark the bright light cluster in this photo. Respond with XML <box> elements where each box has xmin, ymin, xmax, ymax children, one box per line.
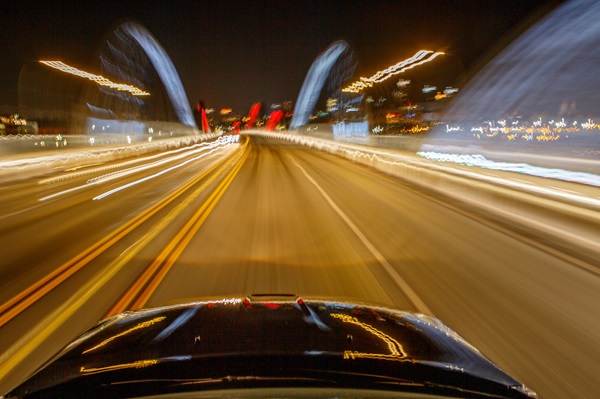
<box><xmin>446</xmin><ymin>118</ymin><xmax>600</xmax><ymax>143</ymax></box>
<box><xmin>342</xmin><ymin>50</ymin><xmax>444</xmax><ymax>93</ymax></box>
<box><xmin>39</xmin><ymin>61</ymin><xmax>150</xmax><ymax>96</ymax></box>
<box><xmin>0</xmin><ymin>115</ymin><xmax>27</xmax><ymax>125</ymax></box>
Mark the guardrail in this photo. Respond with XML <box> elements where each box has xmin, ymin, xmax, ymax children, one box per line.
<box><xmin>251</xmin><ymin>130</ymin><xmax>600</xmax><ymax>269</ymax></box>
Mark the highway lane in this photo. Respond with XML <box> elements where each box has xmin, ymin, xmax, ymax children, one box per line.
<box><xmin>0</xmin><ymin>137</ymin><xmax>240</xmax><ymax>303</ymax></box>
<box><xmin>0</xmin><ymin>136</ymin><xmax>244</xmax><ymax>389</ymax></box>
<box><xmin>0</xmin><ymin>134</ymin><xmax>599</xmax><ymax>399</ymax></box>
<box><xmin>148</xmin><ymin>135</ymin><xmax>600</xmax><ymax>399</ymax></box>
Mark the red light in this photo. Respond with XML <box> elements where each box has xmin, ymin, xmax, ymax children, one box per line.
<box><xmin>266</xmin><ymin>110</ymin><xmax>284</xmax><ymax>131</ymax></box>
<box><xmin>201</xmin><ymin>108</ymin><xmax>210</xmax><ymax>133</ymax></box>
<box><xmin>245</xmin><ymin>102</ymin><xmax>261</xmax><ymax>129</ymax></box>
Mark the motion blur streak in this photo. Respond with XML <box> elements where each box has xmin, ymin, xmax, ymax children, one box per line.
<box><xmin>93</xmin><ymin>136</ymin><xmax>239</xmax><ymax>200</ymax></box>
<box><xmin>40</xmin><ymin>137</ymin><xmax>231</xmax><ymax>185</ymax></box>
<box><xmin>39</xmin><ymin>61</ymin><xmax>149</xmax><ymax>96</ymax></box>
<box><xmin>88</xmin><ymin>136</ymin><xmax>239</xmax><ymax>183</ymax></box>
<box><xmin>343</xmin><ymin>50</ymin><xmax>444</xmax><ymax>93</ymax></box>
<box><xmin>440</xmin><ymin>0</ymin><xmax>600</xmax><ymax>121</ymax></box>
<box><xmin>261</xmin><ymin>131</ymin><xmax>600</xmax><ymax>209</ymax></box>
<box><xmin>0</xmin><ymin>133</ymin><xmax>222</xmax><ymax>184</ymax></box>
<box><xmin>0</xmin><ymin>140</ymin><xmax>240</xmax><ymax>330</ymax></box>
<box><xmin>81</xmin><ymin>316</ymin><xmax>166</xmax><ymax>354</ymax></box>
<box><xmin>37</xmin><ymin>135</ymin><xmax>239</xmax><ymax>202</ymax></box>
<box><xmin>417</xmin><ymin>151</ymin><xmax>600</xmax><ymax>187</ymax></box>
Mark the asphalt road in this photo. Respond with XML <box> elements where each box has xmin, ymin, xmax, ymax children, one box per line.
<box><xmin>0</xmin><ymin>134</ymin><xmax>599</xmax><ymax>398</ymax></box>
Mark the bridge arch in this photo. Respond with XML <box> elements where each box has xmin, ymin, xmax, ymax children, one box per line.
<box><xmin>290</xmin><ymin>40</ymin><xmax>351</xmax><ymax>129</ymax></box>
<box><xmin>120</xmin><ymin>22</ymin><xmax>195</xmax><ymax>127</ymax></box>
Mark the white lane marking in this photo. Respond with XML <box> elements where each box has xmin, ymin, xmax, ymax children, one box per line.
<box><xmin>93</xmin><ymin>143</ymin><xmax>233</xmax><ymax>200</ymax></box>
<box><xmin>290</xmin><ymin>157</ymin><xmax>434</xmax><ymax>316</ymax></box>
<box><xmin>38</xmin><ymin>137</ymin><xmax>239</xmax><ymax>202</ymax></box>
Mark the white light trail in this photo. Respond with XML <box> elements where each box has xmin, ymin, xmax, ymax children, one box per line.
<box><xmin>88</xmin><ymin>136</ymin><xmax>236</xmax><ymax>185</ymax></box>
<box><xmin>417</xmin><ymin>151</ymin><xmax>600</xmax><ymax>188</ymax></box>
<box><xmin>37</xmin><ymin>136</ymin><xmax>239</xmax><ymax>202</ymax></box>
<box><xmin>93</xmin><ymin>136</ymin><xmax>239</xmax><ymax>200</ymax></box>
<box><xmin>39</xmin><ymin>61</ymin><xmax>149</xmax><ymax>96</ymax></box>
<box><xmin>40</xmin><ymin>140</ymin><xmax>221</xmax><ymax>185</ymax></box>
<box><xmin>342</xmin><ymin>50</ymin><xmax>445</xmax><ymax>93</ymax></box>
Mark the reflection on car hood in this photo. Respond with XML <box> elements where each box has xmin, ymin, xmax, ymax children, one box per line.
<box><xmin>5</xmin><ymin>295</ymin><xmax>536</xmax><ymax>398</ymax></box>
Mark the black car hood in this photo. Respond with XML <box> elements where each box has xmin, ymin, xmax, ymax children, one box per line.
<box><xmin>5</xmin><ymin>295</ymin><xmax>536</xmax><ymax>398</ymax></box>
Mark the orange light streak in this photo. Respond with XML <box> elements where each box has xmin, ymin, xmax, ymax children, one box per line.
<box><xmin>39</xmin><ymin>60</ymin><xmax>150</xmax><ymax>96</ymax></box>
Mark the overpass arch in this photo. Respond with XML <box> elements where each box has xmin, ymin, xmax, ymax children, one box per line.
<box><xmin>290</xmin><ymin>40</ymin><xmax>352</xmax><ymax>129</ymax></box>
<box><xmin>119</xmin><ymin>22</ymin><xmax>195</xmax><ymax>127</ymax></box>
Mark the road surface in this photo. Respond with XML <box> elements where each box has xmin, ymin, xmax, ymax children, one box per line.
<box><xmin>0</xmin><ymin>134</ymin><xmax>598</xmax><ymax>398</ymax></box>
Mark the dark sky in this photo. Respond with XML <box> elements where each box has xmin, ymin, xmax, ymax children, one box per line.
<box><xmin>2</xmin><ymin>0</ymin><xmax>560</xmax><ymax>114</ymax></box>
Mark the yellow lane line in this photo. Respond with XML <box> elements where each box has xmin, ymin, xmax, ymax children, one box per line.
<box><xmin>0</xmin><ymin>140</ymin><xmax>247</xmax><ymax>382</ymax></box>
<box><xmin>131</xmin><ymin>140</ymin><xmax>251</xmax><ymax>310</ymax></box>
<box><xmin>0</xmin><ymin>142</ymin><xmax>232</xmax><ymax>328</ymax></box>
<box><xmin>0</xmin><ymin>165</ymin><xmax>218</xmax><ymax>325</ymax></box>
<box><xmin>106</xmin><ymin>137</ymin><xmax>251</xmax><ymax>315</ymax></box>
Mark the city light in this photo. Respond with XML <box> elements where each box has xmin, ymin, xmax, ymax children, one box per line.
<box><xmin>342</xmin><ymin>50</ymin><xmax>445</xmax><ymax>93</ymax></box>
<box><xmin>39</xmin><ymin>60</ymin><xmax>150</xmax><ymax>96</ymax></box>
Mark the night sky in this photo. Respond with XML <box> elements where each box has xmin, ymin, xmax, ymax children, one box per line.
<box><xmin>2</xmin><ymin>0</ymin><xmax>561</xmax><ymax>115</ymax></box>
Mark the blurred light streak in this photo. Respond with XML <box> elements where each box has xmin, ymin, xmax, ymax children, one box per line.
<box><xmin>331</xmin><ymin>313</ymin><xmax>407</xmax><ymax>358</ymax></box>
<box><xmin>40</xmin><ymin>139</ymin><xmax>227</xmax><ymax>185</ymax></box>
<box><xmin>245</xmin><ymin>103</ymin><xmax>261</xmax><ymax>129</ymax></box>
<box><xmin>93</xmin><ymin>136</ymin><xmax>239</xmax><ymax>200</ymax></box>
<box><xmin>266</xmin><ymin>110</ymin><xmax>284</xmax><ymax>131</ymax></box>
<box><xmin>37</xmin><ymin>136</ymin><xmax>239</xmax><ymax>202</ymax></box>
<box><xmin>82</xmin><ymin>316</ymin><xmax>166</xmax><ymax>354</ymax></box>
<box><xmin>153</xmin><ymin>307</ymin><xmax>199</xmax><ymax>342</ymax></box>
<box><xmin>87</xmin><ymin>136</ymin><xmax>237</xmax><ymax>185</ymax></box>
<box><xmin>342</xmin><ymin>50</ymin><xmax>444</xmax><ymax>93</ymax></box>
<box><xmin>39</xmin><ymin>61</ymin><xmax>150</xmax><ymax>96</ymax></box>
<box><xmin>417</xmin><ymin>151</ymin><xmax>600</xmax><ymax>187</ymax></box>
<box><xmin>80</xmin><ymin>359</ymin><xmax>157</xmax><ymax>374</ymax></box>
